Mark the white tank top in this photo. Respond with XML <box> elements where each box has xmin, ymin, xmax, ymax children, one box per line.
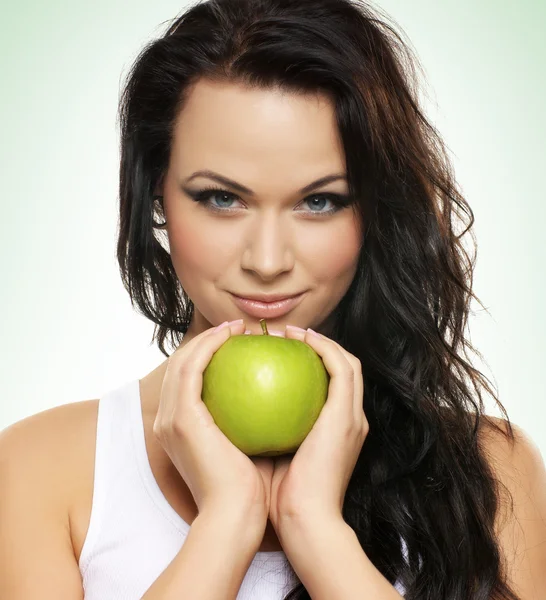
<box><xmin>78</xmin><ymin>379</ymin><xmax>407</xmax><ymax>598</ymax></box>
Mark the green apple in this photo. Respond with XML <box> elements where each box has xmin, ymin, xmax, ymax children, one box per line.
<box><xmin>202</xmin><ymin>319</ymin><xmax>330</xmax><ymax>456</ymax></box>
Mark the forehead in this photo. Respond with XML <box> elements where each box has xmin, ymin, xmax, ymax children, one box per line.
<box><xmin>169</xmin><ymin>79</ymin><xmax>346</xmax><ymax>185</ymax></box>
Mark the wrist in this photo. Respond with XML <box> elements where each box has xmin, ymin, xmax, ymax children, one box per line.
<box><xmin>276</xmin><ymin>511</ymin><xmax>346</xmax><ymax>545</ymax></box>
<box><xmin>197</xmin><ymin>503</ymin><xmax>267</xmax><ymax>548</ymax></box>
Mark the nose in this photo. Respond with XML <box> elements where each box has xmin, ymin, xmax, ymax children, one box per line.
<box><xmin>240</xmin><ymin>212</ymin><xmax>295</xmax><ymax>281</ymax></box>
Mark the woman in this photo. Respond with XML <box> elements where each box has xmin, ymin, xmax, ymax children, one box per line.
<box><xmin>1</xmin><ymin>0</ymin><xmax>545</xmax><ymax>598</ymax></box>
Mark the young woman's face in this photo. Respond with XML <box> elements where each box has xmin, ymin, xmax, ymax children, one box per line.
<box><xmin>159</xmin><ymin>78</ymin><xmax>362</xmax><ymax>337</ymax></box>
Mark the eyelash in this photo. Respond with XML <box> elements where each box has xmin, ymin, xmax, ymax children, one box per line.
<box><xmin>186</xmin><ymin>185</ymin><xmax>351</xmax><ymax>217</ymax></box>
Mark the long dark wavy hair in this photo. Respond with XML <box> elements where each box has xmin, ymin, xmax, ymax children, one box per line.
<box><xmin>116</xmin><ymin>0</ymin><xmax>519</xmax><ymax>598</ymax></box>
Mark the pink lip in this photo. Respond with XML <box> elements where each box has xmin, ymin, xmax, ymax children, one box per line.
<box><xmin>231</xmin><ymin>293</ymin><xmax>305</xmax><ymax>319</ymax></box>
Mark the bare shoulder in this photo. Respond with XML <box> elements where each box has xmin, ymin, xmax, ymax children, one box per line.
<box><xmin>477</xmin><ymin>414</ymin><xmax>545</xmax><ymax>520</ymax></box>
<box><xmin>0</xmin><ymin>398</ymin><xmax>99</xmax><ymax>528</ymax></box>
<box><xmin>0</xmin><ymin>400</ymin><xmax>99</xmax><ymax>597</ymax></box>
<box><xmin>477</xmin><ymin>415</ymin><xmax>546</xmax><ymax>598</ymax></box>
<box><xmin>477</xmin><ymin>415</ymin><xmax>545</xmax><ymax>493</ymax></box>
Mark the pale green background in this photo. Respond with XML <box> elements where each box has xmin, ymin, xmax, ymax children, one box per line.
<box><xmin>1</xmin><ymin>1</ymin><xmax>545</xmax><ymax>459</ymax></box>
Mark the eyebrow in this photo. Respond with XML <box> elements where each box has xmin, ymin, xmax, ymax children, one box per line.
<box><xmin>183</xmin><ymin>170</ymin><xmax>347</xmax><ymax>196</ymax></box>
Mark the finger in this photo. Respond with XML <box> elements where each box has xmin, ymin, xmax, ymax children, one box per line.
<box><xmin>322</xmin><ymin>338</ymin><xmax>365</xmax><ymax>427</ymax></box>
<box><xmin>173</xmin><ymin>319</ymin><xmax>243</xmax><ymax>360</ymax></box>
<box><xmin>296</xmin><ymin>329</ymin><xmax>365</xmax><ymax>430</ymax></box>
<box><xmin>172</xmin><ymin>319</ymin><xmax>246</xmax><ymax>408</ymax></box>
<box><xmin>158</xmin><ymin>320</ymin><xmax>246</xmax><ymax>432</ymax></box>
<box><xmin>300</xmin><ymin>330</ymin><xmax>355</xmax><ymax>423</ymax></box>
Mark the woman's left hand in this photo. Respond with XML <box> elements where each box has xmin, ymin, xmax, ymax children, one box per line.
<box><xmin>269</xmin><ymin>326</ymin><xmax>369</xmax><ymax>537</ymax></box>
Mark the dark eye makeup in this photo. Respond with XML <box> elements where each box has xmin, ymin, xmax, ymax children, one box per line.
<box><xmin>182</xmin><ymin>185</ymin><xmax>353</xmax><ymax>218</ymax></box>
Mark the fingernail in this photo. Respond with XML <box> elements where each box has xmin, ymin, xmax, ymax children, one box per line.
<box><xmin>286</xmin><ymin>325</ymin><xmax>306</xmax><ymax>333</ymax></box>
<box><xmin>268</xmin><ymin>329</ymin><xmax>285</xmax><ymax>337</ymax></box>
<box><xmin>228</xmin><ymin>319</ymin><xmax>244</xmax><ymax>326</ymax></box>
<box><xmin>306</xmin><ymin>328</ymin><xmax>321</xmax><ymax>337</ymax></box>
<box><xmin>215</xmin><ymin>321</ymin><xmax>229</xmax><ymax>331</ymax></box>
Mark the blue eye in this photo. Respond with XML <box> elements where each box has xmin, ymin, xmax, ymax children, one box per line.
<box><xmin>185</xmin><ymin>185</ymin><xmax>351</xmax><ymax>217</ymax></box>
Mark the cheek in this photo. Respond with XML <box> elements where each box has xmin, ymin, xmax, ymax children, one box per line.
<box><xmin>298</xmin><ymin>219</ymin><xmax>361</xmax><ymax>281</ymax></box>
<box><xmin>167</xmin><ymin>214</ymin><xmax>237</xmax><ymax>277</ymax></box>
<box><xmin>318</xmin><ymin>236</ymin><xmax>360</xmax><ymax>278</ymax></box>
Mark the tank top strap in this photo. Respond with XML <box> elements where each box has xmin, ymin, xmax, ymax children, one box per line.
<box><xmin>78</xmin><ymin>380</ymin><xmax>137</xmax><ymax>575</ymax></box>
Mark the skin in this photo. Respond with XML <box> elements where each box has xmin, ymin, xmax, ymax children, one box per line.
<box><xmin>155</xmin><ymin>78</ymin><xmax>362</xmax><ymax>348</ymax></box>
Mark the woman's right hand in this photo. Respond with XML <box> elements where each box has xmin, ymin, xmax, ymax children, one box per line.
<box><xmin>153</xmin><ymin>319</ymin><xmax>274</xmax><ymax>528</ymax></box>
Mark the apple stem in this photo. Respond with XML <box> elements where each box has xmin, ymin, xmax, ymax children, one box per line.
<box><xmin>259</xmin><ymin>319</ymin><xmax>269</xmax><ymax>335</ymax></box>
